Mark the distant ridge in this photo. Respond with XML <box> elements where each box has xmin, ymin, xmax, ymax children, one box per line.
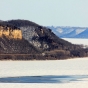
<box><xmin>48</xmin><ymin>26</ymin><xmax>87</xmax><ymax>38</ymax></box>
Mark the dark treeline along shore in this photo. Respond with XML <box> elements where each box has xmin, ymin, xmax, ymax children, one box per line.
<box><xmin>0</xmin><ymin>20</ymin><xmax>88</xmax><ymax>60</ymax></box>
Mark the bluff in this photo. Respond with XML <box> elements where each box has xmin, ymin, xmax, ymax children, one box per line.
<box><xmin>0</xmin><ymin>20</ymin><xmax>88</xmax><ymax>60</ymax></box>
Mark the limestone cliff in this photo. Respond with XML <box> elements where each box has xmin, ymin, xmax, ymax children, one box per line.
<box><xmin>0</xmin><ymin>26</ymin><xmax>22</xmax><ymax>39</ymax></box>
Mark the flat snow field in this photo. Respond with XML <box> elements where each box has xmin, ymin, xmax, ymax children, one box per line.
<box><xmin>0</xmin><ymin>38</ymin><xmax>88</xmax><ymax>88</ymax></box>
<box><xmin>63</xmin><ymin>38</ymin><xmax>88</xmax><ymax>45</ymax></box>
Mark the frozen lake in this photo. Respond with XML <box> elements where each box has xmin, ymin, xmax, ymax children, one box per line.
<box><xmin>0</xmin><ymin>38</ymin><xmax>88</xmax><ymax>88</ymax></box>
<box><xmin>0</xmin><ymin>58</ymin><xmax>88</xmax><ymax>88</ymax></box>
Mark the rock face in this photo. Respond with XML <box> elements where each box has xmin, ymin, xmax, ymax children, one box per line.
<box><xmin>0</xmin><ymin>26</ymin><xmax>22</xmax><ymax>39</ymax></box>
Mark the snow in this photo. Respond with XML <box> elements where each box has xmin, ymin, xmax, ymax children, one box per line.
<box><xmin>0</xmin><ymin>38</ymin><xmax>88</xmax><ymax>88</ymax></box>
<box><xmin>0</xmin><ymin>58</ymin><xmax>88</xmax><ymax>77</ymax></box>
<box><xmin>76</xmin><ymin>28</ymin><xmax>85</xmax><ymax>34</ymax></box>
<box><xmin>56</xmin><ymin>28</ymin><xmax>63</xmax><ymax>33</ymax></box>
<box><xmin>63</xmin><ymin>38</ymin><xmax>88</xmax><ymax>45</ymax></box>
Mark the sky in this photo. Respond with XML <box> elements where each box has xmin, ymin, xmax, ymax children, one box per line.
<box><xmin>0</xmin><ymin>0</ymin><xmax>88</xmax><ymax>27</ymax></box>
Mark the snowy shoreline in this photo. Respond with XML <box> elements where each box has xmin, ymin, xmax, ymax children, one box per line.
<box><xmin>0</xmin><ymin>56</ymin><xmax>87</xmax><ymax>61</ymax></box>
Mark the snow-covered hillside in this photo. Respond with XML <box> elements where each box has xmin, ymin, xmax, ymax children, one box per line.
<box><xmin>48</xmin><ymin>26</ymin><xmax>88</xmax><ymax>38</ymax></box>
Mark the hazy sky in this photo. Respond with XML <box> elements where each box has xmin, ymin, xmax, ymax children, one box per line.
<box><xmin>0</xmin><ymin>0</ymin><xmax>88</xmax><ymax>27</ymax></box>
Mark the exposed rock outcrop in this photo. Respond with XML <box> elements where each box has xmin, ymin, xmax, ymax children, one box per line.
<box><xmin>0</xmin><ymin>26</ymin><xmax>22</xmax><ymax>39</ymax></box>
